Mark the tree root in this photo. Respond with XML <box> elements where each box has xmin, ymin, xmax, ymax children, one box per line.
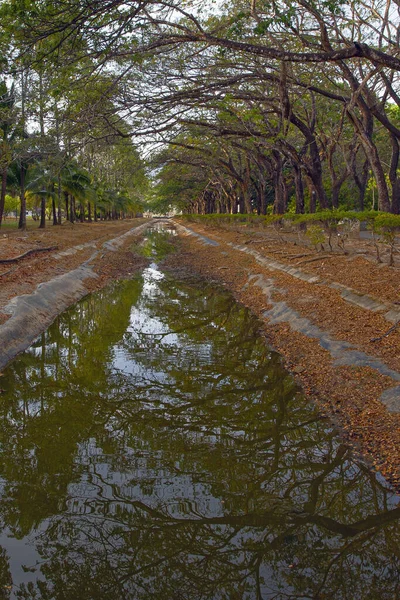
<box><xmin>0</xmin><ymin>246</ymin><xmax>58</xmax><ymax>264</ymax></box>
<box><xmin>295</xmin><ymin>254</ymin><xmax>337</xmax><ymax>266</ymax></box>
<box><xmin>0</xmin><ymin>267</ymin><xmax>17</xmax><ymax>277</ymax></box>
<box><xmin>289</xmin><ymin>252</ymin><xmax>314</xmax><ymax>260</ymax></box>
<box><xmin>370</xmin><ymin>321</ymin><xmax>400</xmax><ymax>343</ymax></box>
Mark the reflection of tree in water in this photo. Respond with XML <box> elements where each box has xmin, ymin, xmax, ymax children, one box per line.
<box><xmin>0</xmin><ymin>549</ymin><xmax>12</xmax><ymax>600</ymax></box>
<box><xmin>0</xmin><ymin>269</ymin><xmax>399</xmax><ymax>599</ymax></box>
<box><xmin>0</xmin><ymin>279</ymin><xmax>143</xmax><ymax>539</ymax></box>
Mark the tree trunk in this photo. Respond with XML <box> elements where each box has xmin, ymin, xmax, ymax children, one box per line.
<box><xmin>351</xmin><ymin>157</ymin><xmax>369</xmax><ymax>211</ymax></box>
<box><xmin>242</xmin><ymin>185</ymin><xmax>252</xmax><ymax>214</ymax></box>
<box><xmin>260</xmin><ymin>187</ymin><xmax>268</xmax><ymax>215</ymax></box>
<box><xmin>310</xmin><ymin>190</ymin><xmax>317</xmax><ymax>213</ymax></box>
<box><xmin>18</xmin><ymin>162</ymin><xmax>27</xmax><ymax>230</ymax></box>
<box><xmin>65</xmin><ymin>192</ymin><xmax>69</xmax><ymax>222</ymax></box>
<box><xmin>0</xmin><ymin>167</ymin><xmax>7</xmax><ymax>226</ymax></box>
<box><xmin>361</xmin><ymin>134</ymin><xmax>390</xmax><ymax>212</ymax></box>
<box><xmin>87</xmin><ymin>201</ymin><xmax>92</xmax><ymax>222</ymax></box>
<box><xmin>273</xmin><ymin>175</ymin><xmax>286</xmax><ymax>214</ymax></box>
<box><xmin>308</xmin><ymin>168</ymin><xmax>329</xmax><ymax>210</ymax></box>
<box><xmin>347</xmin><ymin>108</ymin><xmax>391</xmax><ymax>212</ymax></box>
<box><xmin>305</xmin><ymin>176</ymin><xmax>317</xmax><ymax>213</ymax></box>
<box><xmin>39</xmin><ymin>197</ymin><xmax>46</xmax><ymax>229</ymax></box>
<box><xmin>70</xmin><ymin>196</ymin><xmax>74</xmax><ymax>223</ymax></box>
<box><xmin>389</xmin><ymin>134</ymin><xmax>400</xmax><ymax>214</ymax></box>
<box><xmin>293</xmin><ymin>164</ymin><xmax>305</xmax><ymax>214</ymax></box>
<box><xmin>331</xmin><ymin>184</ymin><xmax>340</xmax><ymax>210</ymax></box>
<box><xmin>272</xmin><ymin>153</ymin><xmax>286</xmax><ymax>214</ymax></box>
<box><xmin>52</xmin><ymin>196</ymin><xmax>58</xmax><ymax>225</ymax></box>
<box><xmin>289</xmin><ymin>112</ymin><xmax>329</xmax><ymax>210</ymax></box>
<box><xmin>255</xmin><ymin>181</ymin><xmax>267</xmax><ymax>215</ymax></box>
<box><xmin>330</xmin><ymin>170</ymin><xmax>348</xmax><ymax>210</ymax></box>
<box><xmin>57</xmin><ymin>173</ymin><xmax>62</xmax><ymax>225</ymax></box>
<box><xmin>392</xmin><ymin>181</ymin><xmax>400</xmax><ymax>215</ymax></box>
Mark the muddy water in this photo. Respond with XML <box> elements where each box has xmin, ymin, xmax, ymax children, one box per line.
<box><xmin>0</xmin><ymin>227</ymin><xmax>399</xmax><ymax>599</ymax></box>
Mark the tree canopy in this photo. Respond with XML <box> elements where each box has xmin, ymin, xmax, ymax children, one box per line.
<box><xmin>0</xmin><ymin>0</ymin><xmax>400</xmax><ymax>216</ymax></box>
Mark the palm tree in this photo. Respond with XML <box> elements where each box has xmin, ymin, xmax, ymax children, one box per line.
<box><xmin>26</xmin><ymin>164</ymin><xmax>57</xmax><ymax>228</ymax></box>
<box><xmin>61</xmin><ymin>164</ymin><xmax>95</xmax><ymax>223</ymax></box>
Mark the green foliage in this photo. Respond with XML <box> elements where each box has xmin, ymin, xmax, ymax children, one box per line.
<box><xmin>61</xmin><ymin>164</ymin><xmax>92</xmax><ymax>201</ymax></box>
<box><xmin>26</xmin><ymin>164</ymin><xmax>56</xmax><ymax>203</ymax></box>
<box><xmin>4</xmin><ymin>193</ymin><xmax>18</xmax><ymax>216</ymax></box>
<box><xmin>367</xmin><ymin>212</ymin><xmax>400</xmax><ymax>266</ymax></box>
<box><xmin>179</xmin><ymin>212</ymin><xmax>283</xmax><ymax>227</ymax></box>
<box><xmin>373</xmin><ymin>213</ymin><xmax>400</xmax><ymax>230</ymax></box>
<box><xmin>305</xmin><ymin>224</ymin><xmax>326</xmax><ymax>250</ymax></box>
<box><xmin>181</xmin><ymin>209</ymin><xmax>400</xmax><ymax>264</ymax></box>
<box><xmin>180</xmin><ymin>209</ymin><xmax>400</xmax><ymax>237</ymax></box>
<box><xmin>1</xmin><ymin>0</ymin><xmax>399</xmax><ymax>227</ymax></box>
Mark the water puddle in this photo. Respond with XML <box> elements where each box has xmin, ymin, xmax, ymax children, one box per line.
<box><xmin>0</xmin><ymin>226</ymin><xmax>399</xmax><ymax>598</ymax></box>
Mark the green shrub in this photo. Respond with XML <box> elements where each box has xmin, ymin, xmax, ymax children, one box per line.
<box><xmin>305</xmin><ymin>225</ymin><xmax>326</xmax><ymax>251</ymax></box>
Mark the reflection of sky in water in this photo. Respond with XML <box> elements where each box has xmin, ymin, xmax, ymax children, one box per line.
<box><xmin>0</xmin><ymin>527</ymin><xmax>46</xmax><ymax>589</ymax></box>
<box><xmin>113</xmin><ymin>265</ymin><xmax>212</xmax><ymax>379</ymax></box>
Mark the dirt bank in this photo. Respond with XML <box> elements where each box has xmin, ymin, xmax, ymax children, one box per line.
<box><xmin>166</xmin><ymin>219</ymin><xmax>400</xmax><ymax>491</ymax></box>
